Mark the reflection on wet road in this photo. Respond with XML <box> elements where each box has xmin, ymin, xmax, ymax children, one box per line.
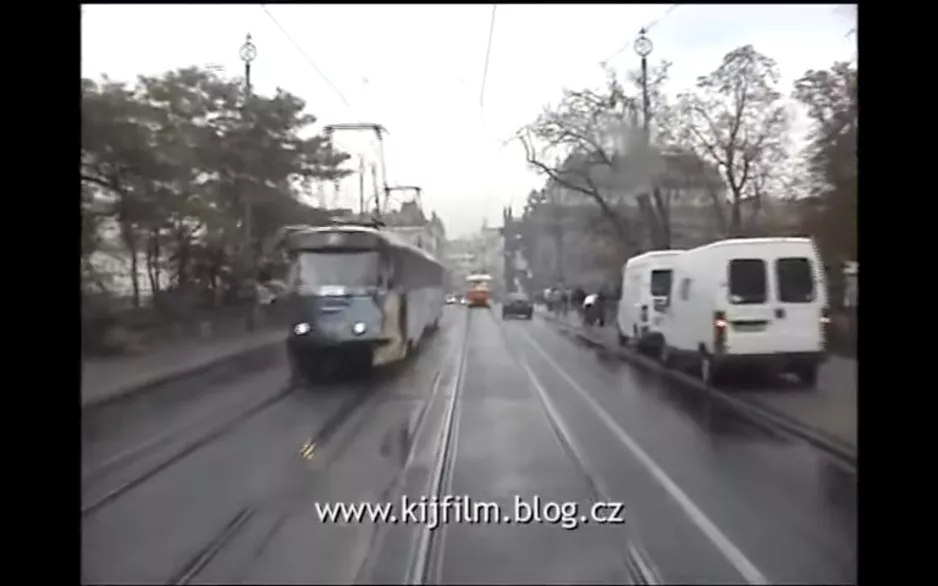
<box><xmin>82</xmin><ymin>306</ymin><xmax>856</xmax><ymax>584</ymax></box>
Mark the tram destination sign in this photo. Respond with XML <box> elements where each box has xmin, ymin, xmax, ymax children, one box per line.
<box><xmin>287</xmin><ymin>229</ymin><xmax>382</xmax><ymax>252</ymax></box>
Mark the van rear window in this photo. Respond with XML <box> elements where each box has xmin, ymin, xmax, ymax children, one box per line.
<box><xmin>650</xmin><ymin>269</ymin><xmax>672</xmax><ymax>297</ymax></box>
<box><xmin>728</xmin><ymin>259</ymin><xmax>767</xmax><ymax>304</ymax></box>
<box><xmin>776</xmin><ymin>257</ymin><xmax>815</xmax><ymax>303</ymax></box>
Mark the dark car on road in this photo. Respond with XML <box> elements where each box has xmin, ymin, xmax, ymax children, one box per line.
<box><xmin>502</xmin><ymin>292</ymin><xmax>533</xmax><ymax>320</ymax></box>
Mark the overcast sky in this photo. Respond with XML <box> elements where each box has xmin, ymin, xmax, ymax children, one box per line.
<box><xmin>81</xmin><ymin>4</ymin><xmax>856</xmax><ymax>239</ymax></box>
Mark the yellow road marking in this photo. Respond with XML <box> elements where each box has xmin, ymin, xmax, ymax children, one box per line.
<box><xmin>299</xmin><ymin>441</ymin><xmax>316</xmax><ymax>459</ymax></box>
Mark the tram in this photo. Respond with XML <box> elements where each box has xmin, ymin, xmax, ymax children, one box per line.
<box><xmin>272</xmin><ymin>221</ymin><xmax>445</xmax><ymax>382</ymax></box>
<box><xmin>466</xmin><ymin>273</ymin><xmax>492</xmax><ymax>308</ymax></box>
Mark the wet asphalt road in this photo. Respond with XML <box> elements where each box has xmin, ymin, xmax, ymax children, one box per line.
<box><xmin>81</xmin><ymin>306</ymin><xmax>856</xmax><ymax>584</ymax></box>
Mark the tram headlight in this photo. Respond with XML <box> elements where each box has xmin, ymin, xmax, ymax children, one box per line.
<box><xmin>352</xmin><ymin>322</ymin><xmax>367</xmax><ymax>335</ymax></box>
<box><xmin>293</xmin><ymin>322</ymin><xmax>312</xmax><ymax>335</ymax></box>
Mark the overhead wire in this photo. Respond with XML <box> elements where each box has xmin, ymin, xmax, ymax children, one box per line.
<box><xmin>259</xmin><ymin>4</ymin><xmax>353</xmax><ymax>109</ymax></box>
<box><xmin>479</xmin><ymin>4</ymin><xmax>498</xmax><ymax>113</ymax></box>
<box><xmin>259</xmin><ymin>4</ymin><xmax>380</xmax><ymax>212</ymax></box>
<box><xmin>478</xmin><ymin>4</ymin><xmax>500</xmax><ymax>227</ymax></box>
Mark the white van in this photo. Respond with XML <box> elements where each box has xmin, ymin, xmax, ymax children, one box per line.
<box><xmin>659</xmin><ymin>238</ymin><xmax>829</xmax><ymax>387</ymax></box>
<box><xmin>616</xmin><ymin>249</ymin><xmax>684</xmax><ymax>355</ymax></box>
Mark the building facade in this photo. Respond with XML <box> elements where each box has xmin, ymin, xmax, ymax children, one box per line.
<box><xmin>382</xmin><ymin>200</ymin><xmax>446</xmax><ymax>260</ymax></box>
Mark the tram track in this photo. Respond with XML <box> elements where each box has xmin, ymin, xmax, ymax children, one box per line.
<box><xmin>161</xmin><ymin>316</ymin><xmax>466</xmax><ymax>586</ymax></box>
<box><xmin>81</xmin><ymin>384</ymin><xmax>296</xmax><ymax>518</ymax></box>
<box><xmin>492</xmin><ymin>311</ymin><xmax>662</xmax><ymax>585</ymax></box>
<box><xmin>404</xmin><ymin>310</ymin><xmax>470</xmax><ymax>585</ymax></box>
<box><xmin>83</xmin><ymin>378</ymin><xmax>288</xmax><ymax>487</ymax></box>
<box><xmin>402</xmin><ymin>308</ymin><xmax>660</xmax><ymax>585</ymax></box>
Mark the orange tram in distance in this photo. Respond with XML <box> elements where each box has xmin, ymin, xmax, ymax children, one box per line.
<box><xmin>466</xmin><ymin>273</ymin><xmax>492</xmax><ymax>307</ymax></box>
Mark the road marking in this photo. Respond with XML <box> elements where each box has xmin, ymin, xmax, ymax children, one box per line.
<box><xmin>513</xmin><ymin>341</ymin><xmax>662</xmax><ymax>585</ymax></box>
<box><xmin>299</xmin><ymin>442</ymin><xmax>316</xmax><ymax>459</ymax></box>
<box><xmin>519</xmin><ymin>329</ymin><xmax>769</xmax><ymax>586</ymax></box>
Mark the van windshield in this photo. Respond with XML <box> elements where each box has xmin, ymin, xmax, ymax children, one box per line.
<box><xmin>650</xmin><ymin>269</ymin><xmax>672</xmax><ymax>297</ymax></box>
<box><xmin>728</xmin><ymin>259</ymin><xmax>767</xmax><ymax>304</ymax></box>
<box><xmin>776</xmin><ymin>257</ymin><xmax>815</xmax><ymax>303</ymax></box>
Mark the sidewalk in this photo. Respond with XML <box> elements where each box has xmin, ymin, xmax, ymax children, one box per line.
<box><xmin>82</xmin><ymin>327</ymin><xmax>285</xmax><ymax>408</ymax></box>
<box><xmin>535</xmin><ymin>307</ymin><xmax>857</xmax><ymax>453</ymax></box>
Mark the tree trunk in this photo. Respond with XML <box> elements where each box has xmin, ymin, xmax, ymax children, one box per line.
<box><xmin>146</xmin><ymin>229</ymin><xmax>161</xmax><ymax>298</ymax></box>
<box><xmin>729</xmin><ymin>189</ymin><xmax>744</xmax><ymax>237</ymax></box>
<box><xmin>121</xmin><ymin>223</ymin><xmax>141</xmax><ymax>309</ymax></box>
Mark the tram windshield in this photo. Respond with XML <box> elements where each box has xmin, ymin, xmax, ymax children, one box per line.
<box><xmin>293</xmin><ymin>251</ymin><xmax>380</xmax><ymax>291</ymax></box>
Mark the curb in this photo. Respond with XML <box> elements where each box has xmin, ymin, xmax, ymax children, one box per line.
<box><xmin>535</xmin><ymin>311</ymin><xmax>857</xmax><ymax>470</ymax></box>
<box><xmin>82</xmin><ymin>338</ymin><xmax>284</xmax><ymax>411</ymax></box>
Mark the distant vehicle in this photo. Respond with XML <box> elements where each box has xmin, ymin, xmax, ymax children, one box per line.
<box><xmin>659</xmin><ymin>237</ymin><xmax>829</xmax><ymax>387</ymax></box>
<box><xmin>617</xmin><ymin>250</ymin><xmax>685</xmax><ymax>355</ymax></box>
<box><xmin>502</xmin><ymin>292</ymin><xmax>533</xmax><ymax>320</ymax></box>
<box><xmin>274</xmin><ymin>223</ymin><xmax>444</xmax><ymax>383</ymax></box>
<box><xmin>445</xmin><ymin>294</ymin><xmax>458</xmax><ymax>304</ymax></box>
<box><xmin>466</xmin><ymin>273</ymin><xmax>492</xmax><ymax>308</ymax></box>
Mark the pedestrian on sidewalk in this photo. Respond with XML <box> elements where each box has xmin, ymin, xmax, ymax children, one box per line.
<box><xmin>595</xmin><ymin>288</ymin><xmax>607</xmax><ymax>327</ymax></box>
<box><xmin>549</xmin><ymin>287</ymin><xmax>562</xmax><ymax>316</ymax></box>
<box><xmin>582</xmin><ymin>293</ymin><xmax>599</xmax><ymax>326</ymax></box>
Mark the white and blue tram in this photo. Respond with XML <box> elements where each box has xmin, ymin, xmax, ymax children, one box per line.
<box><xmin>275</xmin><ymin>223</ymin><xmax>444</xmax><ymax>380</ymax></box>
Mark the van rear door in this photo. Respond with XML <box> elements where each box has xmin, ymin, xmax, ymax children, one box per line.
<box><xmin>649</xmin><ymin>268</ymin><xmax>672</xmax><ymax>329</ymax></box>
<box><xmin>770</xmin><ymin>256</ymin><xmax>825</xmax><ymax>353</ymax></box>
<box><xmin>724</xmin><ymin>258</ymin><xmax>778</xmax><ymax>354</ymax></box>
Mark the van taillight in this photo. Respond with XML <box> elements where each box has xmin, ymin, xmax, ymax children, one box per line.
<box><xmin>713</xmin><ymin>311</ymin><xmax>727</xmax><ymax>352</ymax></box>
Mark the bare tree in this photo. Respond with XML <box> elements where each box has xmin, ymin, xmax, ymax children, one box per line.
<box><xmin>676</xmin><ymin>45</ymin><xmax>791</xmax><ymax>236</ymax></box>
<box><xmin>517</xmin><ymin>70</ymin><xmax>649</xmax><ymax>248</ymax></box>
<box><xmin>793</xmin><ymin>60</ymin><xmax>857</xmax><ymax>262</ymax></box>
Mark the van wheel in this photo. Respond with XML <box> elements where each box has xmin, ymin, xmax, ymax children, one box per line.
<box><xmin>794</xmin><ymin>363</ymin><xmax>819</xmax><ymax>389</ymax></box>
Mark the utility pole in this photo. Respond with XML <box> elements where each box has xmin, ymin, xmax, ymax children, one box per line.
<box><xmin>554</xmin><ymin>201</ymin><xmax>564</xmax><ymax>285</ymax></box>
<box><xmin>239</xmin><ymin>33</ymin><xmax>258</xmax><ymax>331</ymax></box>
<box><xmin>324</xmin><ymin>123</ymin><xmax>390</xmax><ymax>219</ymax></box>
<box><xmin>370</xmin><ymin>163</ymin><xmax>380</xmax><ymax>214</ymax></box>
<box><xmin>357</xmin><ymin>156</ymin><xmax>366</xmax><ymax>217</ymax></box>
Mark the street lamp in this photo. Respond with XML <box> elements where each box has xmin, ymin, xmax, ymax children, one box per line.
<box><xmin>634</xmin><ymin>28</ymin><xmax>653</xmax><ymax>137</ymax></box>
<box><xmin>240</xmin><ymin>33</ymin><xmax>258</xmax><ymax>331</ymax></box>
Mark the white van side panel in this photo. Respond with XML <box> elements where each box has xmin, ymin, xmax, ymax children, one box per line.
<box><xmin>664</xmin><ymin>252</ymin><xmax>708</xmax><ymax>353</ymax></box>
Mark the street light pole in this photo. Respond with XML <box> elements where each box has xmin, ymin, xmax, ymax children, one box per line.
<box><xmin>239</xmin><ymin>33</ymin><xmax>258</xmax><ymax>331</ymax></box>
<box><xmin>634</xmin><ymin>28</ymin><xmax>653</xmax><ymax>141</ymax></box>
<box><xmin>633</xmin><ymin>28</ymin><xmax>666</xmax><ymax>252</ymax></box>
